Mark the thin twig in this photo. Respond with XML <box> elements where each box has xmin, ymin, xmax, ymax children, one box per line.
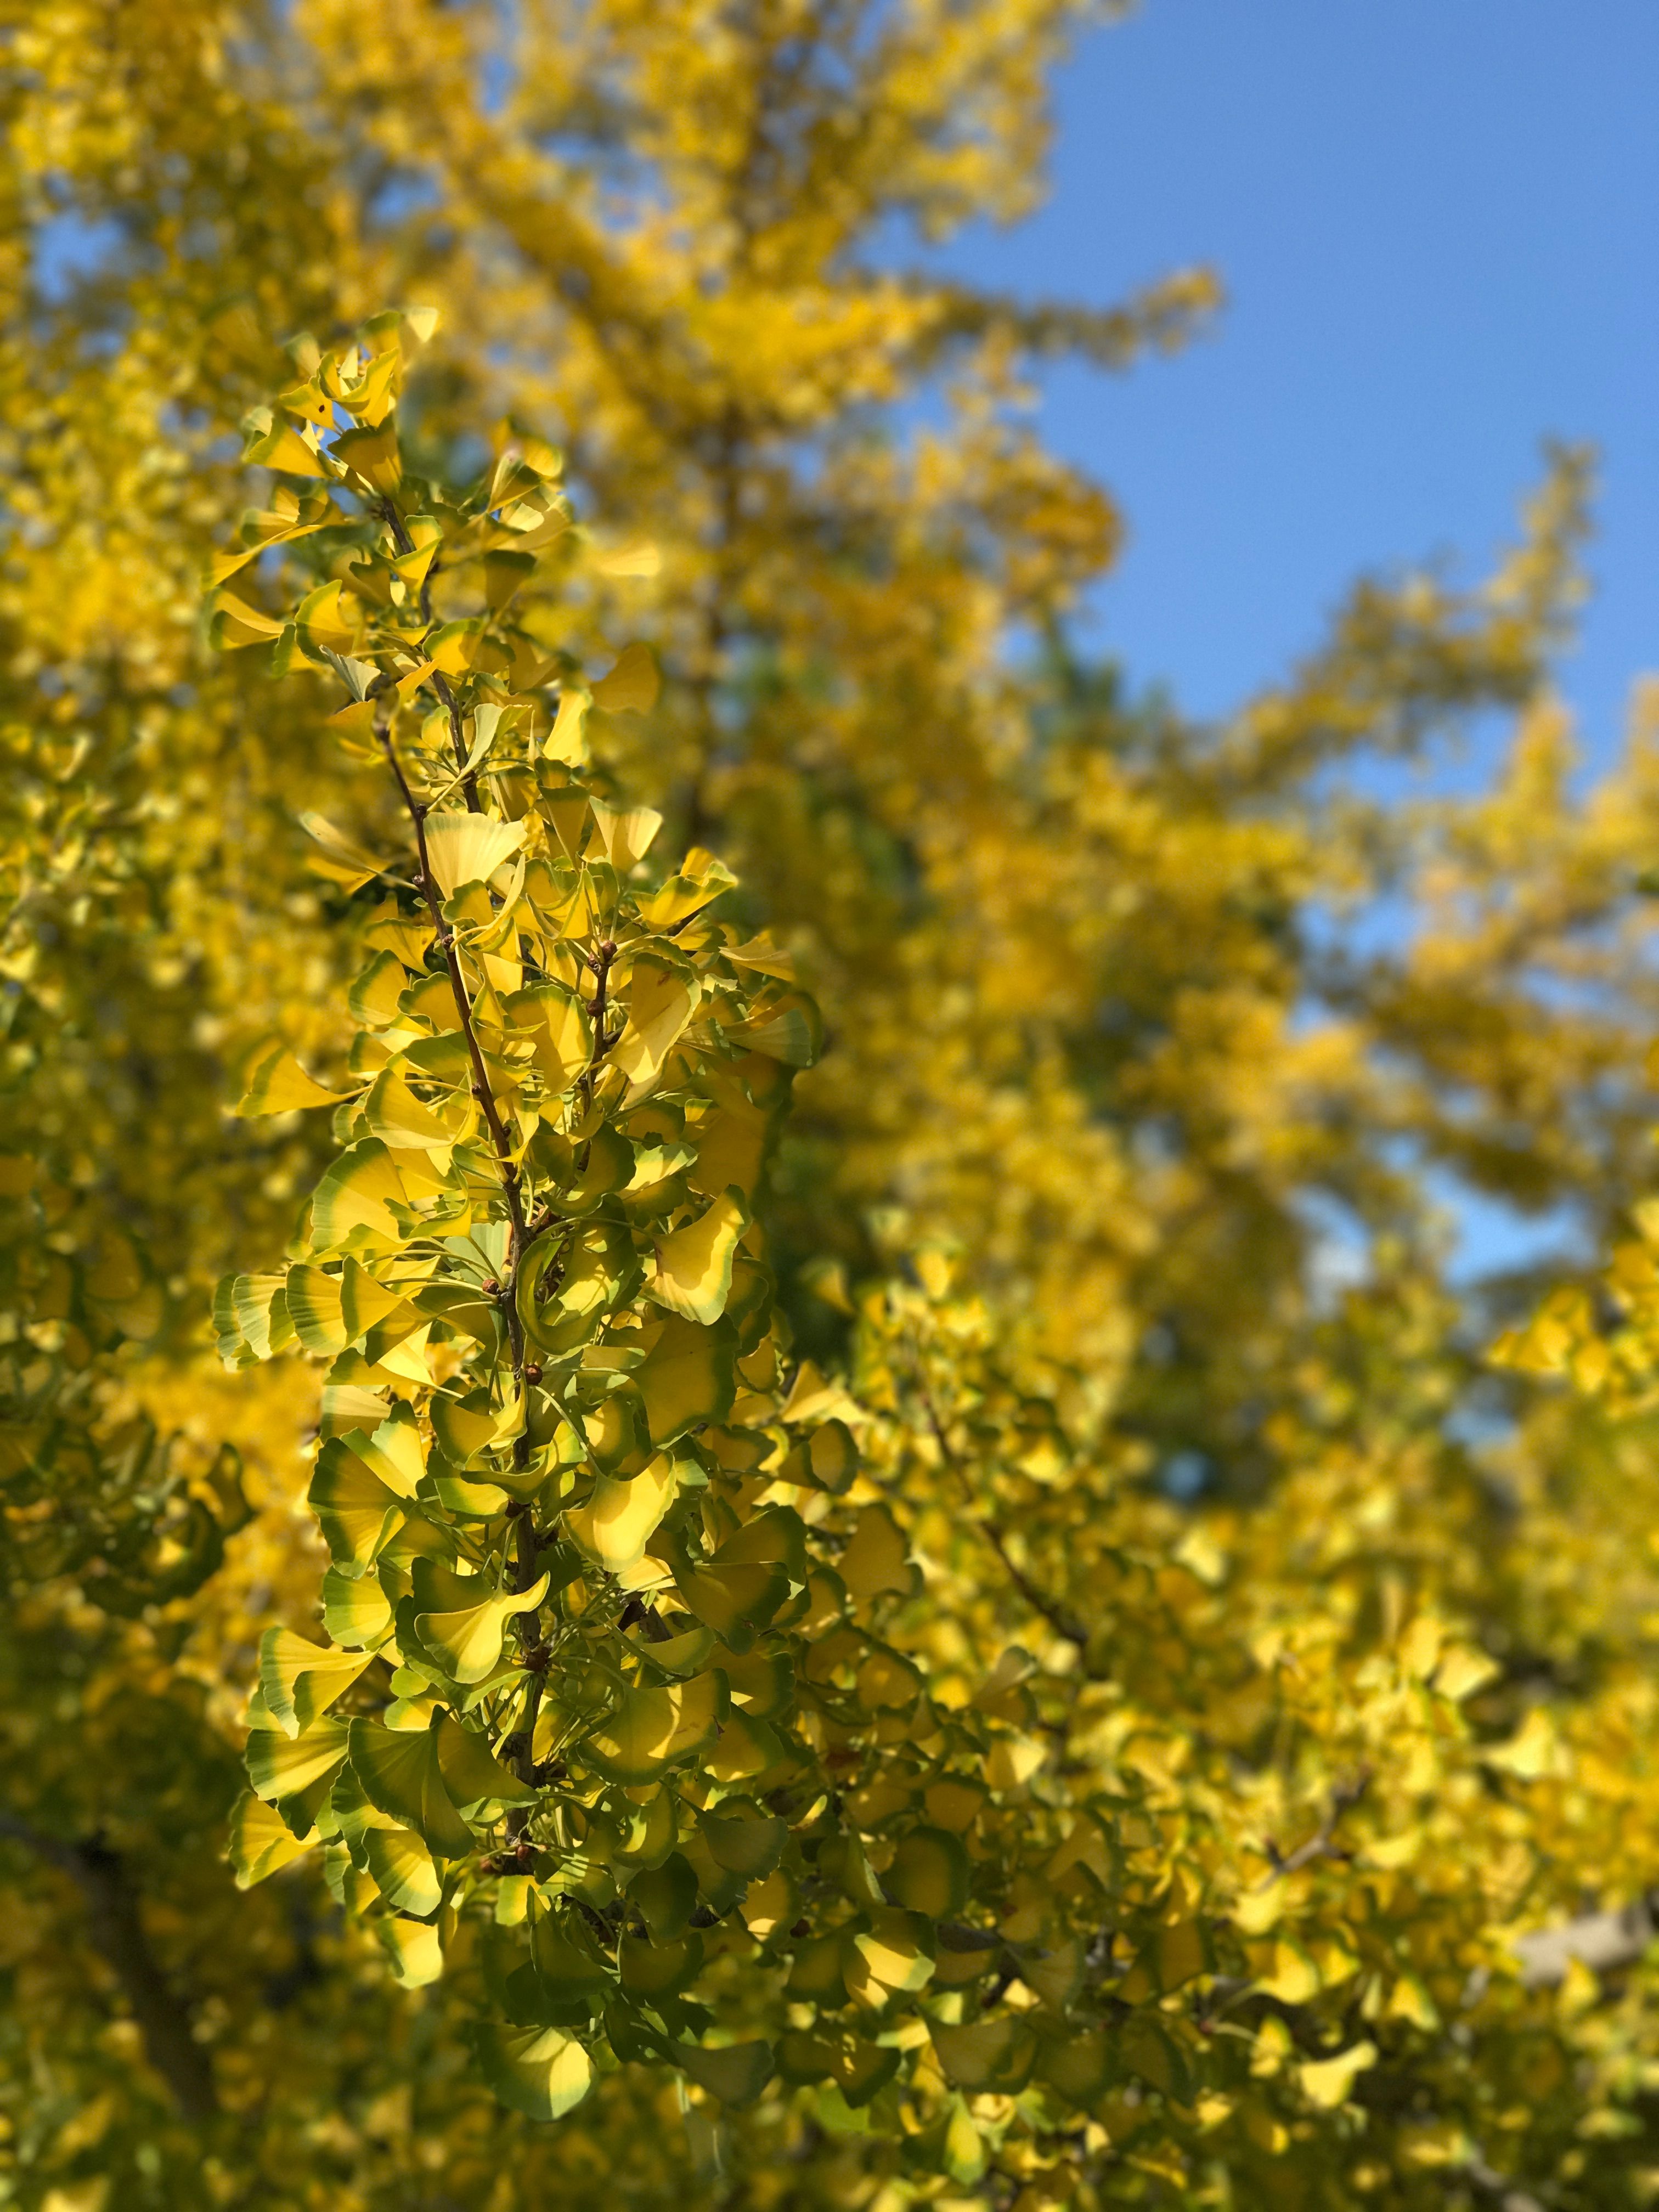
<box><xmin>374</xmin><ymin>718</ymin><xmax>528</xmax><ymax>1379</ymax></box>
<box><xmin>377</xmin><ymin>498</ymin><xmax>481</xmax><ymax>814</ymax></box>
<box><xmin>1258</xmin><ymin>1769</ymin><xmax>1373</xmax><ymax>1887</ymax></box>
<box><xmin>0</xmin><ymin>1810</ymin><xmax>219</xmax><ymax>2119</ymax></box>
<box><xmin>913</xmin><ymin>1375</ymin><xmax>1094</xmax><ymax>1661</ymax></box>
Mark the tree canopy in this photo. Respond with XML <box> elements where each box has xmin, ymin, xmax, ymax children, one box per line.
<box><xmin>5</xmin><ymin>7</ymin><xmax>1659</xmax><ymax>2210</ymax></box>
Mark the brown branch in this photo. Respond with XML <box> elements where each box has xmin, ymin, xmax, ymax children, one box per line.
<box><xmin>0</xmin><ymin>1812</ymin><xmax>218</xmax><ymax>2119</ymax></box>
<box><xmin>376</xmin><ymin>498</ymin><xmax>481</xmax><ymax>814</ymax></box>
<box><xmin>914</xmin><ymin>1379</ymin><xmax>1095</xmax><ymax>1662</ymax></box>
<box><xmin>375</xmin><ymin>718</ymin><xmax>529</xmax><ymax>1379</ymax></box>
<box><xmin>1258</xmin><ymin>1769</ymin><xmax>1372</xmax><ymax>1887</ymax></box>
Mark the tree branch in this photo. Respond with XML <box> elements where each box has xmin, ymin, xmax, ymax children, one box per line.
<box><xmin>0</xmin><ymin>1811</ymin><xmax>218</xmax><ymax>2120</ymax></box>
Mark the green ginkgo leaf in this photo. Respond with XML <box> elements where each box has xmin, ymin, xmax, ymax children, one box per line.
<box><xmin>578</xmin><ymin>1673</ymin><xmax>727</xmax><ymax>1785</ymax></box>
<box><xmin>619</xmin><ymin>1929</ymin><xmax>704</xmax><ymax>1997</ymax></box>
<box><xmin>472</xmin><ymin>2024</ymin><xmax>594</xmax><ymax>2123</ymax></box>
<box><xmin>378</xmin><ymin>1916</ymin><xmax>445</xmax><ymax>1988</ymax></box>
<box><xmin>929</xmin><ymin>2017</ymin><xmax>1037</xmax><ymax>2095</ymax></box>
<box><xmin>415</xmin><ymin>1568</ymin><xmax>549</xmax><ymax>1683</ymax></box>
<box><xmin>246</xmin><ymin>1719</ymin><xmax>351</xmax><ymax>1835</ymax></box>
<box><xmin>309</xmin><ymin>1139</ymin><xmax>410</xmax><ymax>1255</ymax></box>
<box><xmin>228</xmin><ymin>1792</ymin><xmax>316</xmax><ymax>1888</ymax></box>
<box><xmin>308</xmin><ymin>1436</ymin><xmax>405</xmax><ymax>1577</ymax></box>
<box><xmin>634</xmin><ymin>1315</ymin><xmax>737</xmax><ymax>1445</ymax></box>
<box><xmin>258</xmin><ymin>1627</ymin><xmax>373</xmax><ymax>1737</ymax></box>
<box><xmin>884</xmin><ymin>1827</ymin><xmax>970</xmax><ymax>1920</ymax></box>
<box><xmin>363</xmin><ymin>1826</ymin><xmax>444</xmax><ymax>1918</ymax></box>
<box><xmin>675</xmin><ymin>2040</ymin><xmax>773</xmax><ymax>2109</ymax></box>
<box><xmin>322</xmin><ymin>1565</ymin><xmax>395</xmax><ymax>1649</ymax></box>
<box><xmin>285</xmin><ymin>1263</ymin><xmax>348</xmax><ymax>1354</ymax></box>
<box><xmin>436</xmin><ymin>1713</ymin><xmax>539</xmax><ymax>1809</ymax></box>
<box><xmin>347</xmin><ymin>1714</ymin><xmax>474</xmax><ymax>1857</ymax></box>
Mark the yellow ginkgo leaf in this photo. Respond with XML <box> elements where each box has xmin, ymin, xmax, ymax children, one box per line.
<box><xmin>648</xmin><ymin>1188</ymin><xmax>748</xmax><ymax>1324</ymax></box>
<box><xmin>1297</xmin><ymin>2041</ymin><xmax>1378</xmax><ymax>2111</ymax></box>
<box><xmin>422</xmin><ymin>810</ymin><xmax>526</xmax><ymax>898</ymax></box>
<box><xmin>565</xmin><ymin>1453</ymin><xmax>680</xmax><ymax>1571</ymax></box>
<box><xmin>590</xmin><ymin>642</ymin><xmax>660</xmax><ymax>715</ymax></box>
<box><xmin>235</xmin><ymin>1041</ymin><xmax>354</xmax><ymax>1116</ymax></box>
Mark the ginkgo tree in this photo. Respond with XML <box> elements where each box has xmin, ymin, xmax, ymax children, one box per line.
<box><xmin>11</xmin><ymin>7</ymin><xmax>1659</xmax><ymax>2209</ymax></box>
<box><xmin>180</xmin><ymin>311</ymin><xmax>1659</xmax><ymax>2212</ymax></box>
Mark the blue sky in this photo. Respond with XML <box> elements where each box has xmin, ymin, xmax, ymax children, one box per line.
<box><xmin>946</xmin><ymin>0</ymin><xmax>1659</xmax><ymax>756</ymax></box>
<box><xmin>941</xmin><ymin>1</ymin><xmax>1659</xmax><ymax>1278</ymax></box>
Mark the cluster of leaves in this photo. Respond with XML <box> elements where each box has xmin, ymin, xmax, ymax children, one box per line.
<box><xmin>209</xmin><ymin>316</ymin><xmax>1148</xmax><ymax>2140</ymax></box>
<box><xmin>12</xmin><ymin>7</ymin><xmax>1659</xmax><ymax>2208</ymax></box>
<box><xmin>0</xmin><ymin>1157</ymin><xmax>247</xmax><ymax>1607</ymax></box>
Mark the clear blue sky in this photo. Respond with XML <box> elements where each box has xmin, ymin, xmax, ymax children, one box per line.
<box><xmin>948</xmin><ymin>0</ymin><xmax>1659</xmax><ymax>756</ymax></box>
<box><xmin>946</xmin><ymin>2</ymin><xmax>1659</xmax><ymax>1276</ymax></box>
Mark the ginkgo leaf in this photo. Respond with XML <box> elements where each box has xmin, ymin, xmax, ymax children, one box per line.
<box><xmin>504</xmin><ymin>981</ymin><xmax>591</xmax><ymax>1093</ymax></box>
<box><xmin>635</xmin><ymin>1315</ymin><xmax>738</xmax><ymax>1444</ymax></box>
<box><xmin>415</xmin><ymin>1570</ymin><xmax>549</xmax><ymax>1683</ymax></box>
<box><xmin>258</xmin><ymin>1627</ymin><xmax>373</xmax><ymax>1737</ymax></box>
<box><xmin>422</xmin><ymin>811</ymin><xmax>526</xmax><ymax>897</ymax></box>
<box><xmin>322</xmin><ymin>1565</ymin><xmax>394</xmax><ymax>1650</ymax></box>
<box><xmin>565</xmin><ymin>1454</ymin><xmax>680</xmax><ymax>1571</ymax></box>
<box><xmin>309</xmin><ymin>1139</ymin><xmax>410</xmax><ymax>1255</ymax></box>
<box><xmin>424</xmin><ymin>617</ymin><xmax>510</xmax><ymax>677</ymax></box>
<box><xmin>347</xmin><ymin>1715</ymin><xmax>473</xmax><ymax>1858</ymax></box>
<box><xmin>929</xmin><ymin>2017</ymin><xmax>1037</xmax><ymax>2094</ymax></box>
<box><xmin>590</xmin><ymin>644</ymin><xmax>660</xmax><ymax>716</ymax></box>
<box><xmin>308</xmin><ymin>1436</ymin><xmax>405</xmax><ymax>1576</ymax></box>
<box><xmin>295</xmin><ymin>579</ymin><xmax>360</xmax><ymax>658</ymax></box>
<box><xmin>838</xmin><ymin>1504</ymin><xmax>916</xmax><ymax>1604</ymax></box>
<box><xmin>674</xmin><ymin>2040</ymin><xmax>772</xmax><ymax>2108</ymax></box>
<box><xmin>332</xmin><ymin>422</ymin><xmax>402</xmax><ymax>494</ymax></box>
<box><xmin>885</xmin><ymin>1827</ymin><xmax>970</xmax><ymax>1920</ymax></box>
<box><xmin>228</xmin><ymin>1792</ymin><xmax>315</xmax><ymax>1888</ymax></box>
<box><xmin>243</xmin><ymin>412</ymin><xmax>332</xmax><ymax>478</ymax></box>
<box><xmin>236</xmin><ymin>1041</ymin><xmax>354</xmax><ymax>1116</ymax></box>
<box><xmin>1298</xmin><ymin>2041</ymin><xmax>1379</xmax><ymax>2111</ymax></box>
<box><xmin>846</xmin><ymin>1909</ymin><xmax>935</xmax><ymax>2008</ymax></box>
<box><xmin>636</xmin><ymin>851</ymin><xmax>737</xmax><ymax>932</ymax></box>
<box><xmin>619</xmin><ymin>1929</ymin><xmax>705</xmax><ymax>1997</ymax></box>
<box><xmin>579</xmin><ymin>1673</ymin><xmax>727</xmax><ymax>1785</ymax></box>
<box><xmin>363</xmin><ymin>1826</ymin><xmax>443</xmax><ymax>1918</ymax></box>
<box><xmin>544</xmin><ymin>688</ymin><xmax>591</xmax><ymax>765</ymax></box>
<box><xmin>648</xmin><ymin>1188</ymin><xmax>748</xmax><ymax>1325</ymax></box>
<box><xmin>472</xmin><ymin>2024</ymin><xmax>594</xmax><ymax>2123</ymax></box>
<box><xmin>286</xmin><ymin>1263</ymin><xmax>348</xmax><ymax>1354</ymax></box>
<box><xmin>354</xmin><ymin>1403</ymin><xmax>426</xmax><ymax>1497</ymax></box>
<box><xmin>297</xmin><ymin>810</ymin><xmax>392</xmax><ymax>894</ymax></box>
<box><xmin>699</xmin><ymin>1802</ymin><xmax>786</xmax><ymax>1878</ymax></box>
<box><xmin>629</xmin><ymin>1854</ymin><xmax>698</xmax><ymax>1941</ymax></box>
<box><xmin>610</xmin><ymin>957</ymin><xmax>698</xmax><ymax>1091</ymax></box>
<box><xmin>224</xmin><ymin>1272</ymin><xmax>294</xmax><ymax>1363</ymax></box>
<box><xmin>436</xmin><ymin>1714</ymin><xmax>539</xmax><ymax>1809</ymax></box>
<box><xmin>378</xmin><ymin>1916</ymin><xmax>444</xmax><ymax>1987</ymax></box>
<box><xmin>210</xmin><ymin>587</ymin><xmax>289</xmax><ymax>647</ymax></box>
<box><xmin>670</xmin><ymin>1553</ymin><xmax>787</xmax><ymax>1652</ymax></box>
<box><xmin>245</xmin><ymin>1719</ymin><xmax>350</xmax><ymax>1826</ymax></box>
<box><xmin>1035</xmin><ymin>2034</ymin><xmax>1111</xmax><ymax>2104</ymax></box>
